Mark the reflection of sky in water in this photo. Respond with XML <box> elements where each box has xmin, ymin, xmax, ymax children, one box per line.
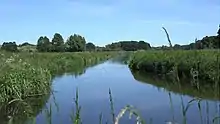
<box><xmin>36</xmin><ymin>61</ymin><xmax>220</xmax><ymax>124</ymax></box>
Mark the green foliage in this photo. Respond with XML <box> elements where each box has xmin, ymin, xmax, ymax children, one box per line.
<box><xmin>197</xmin><ymin>36</ymin><xmax>219</xmax><ymax>49</ymax></box>
<box><xmin>131</xmin><ymin>71</ymin><xmax>219</xmax><ymax>100</ymax></box>
<box><xmin>129</xmin><ymin>50</ymin><xmax>220</xmax><ymax>84</ymax></box>
<box><xmin>65</xmin><ymin>35</ymin><xmax>78</xmax><ymax>52</ymax></box>
<box><xmin>74</xmin><ymin>34</ymin><xmax>86</xmax><ymax>52</ymax></box>
<box><xmin>65</xmin><ymin>34</ymin><xmax>86</xmax><ymax>52</ymax></box>
<box><xmin>0</xmin><ymin>51</ymin><xmax>117</xmax><ymax>123</ymax></box>
<box><xmin>51</xmin><ymin>33</ymin><xmax>65</xmax><ymax>52</ymax></box>
<box><xmin>36</xmin><ymin>36</ymin><xmax>51</xmax><ymax>52</ymax></box>
<box><xmin>1</xmin><ymin>42</ymin><xmax>18</xmax><ymax>52</ymax></box>
<box><xmin>19</xmin><ymin>42</ymin><xmax>35</xmax><ymax>47</ymax></box>
<box><xmin>95</xmin><ymin>46</ymin><xmax>107</xmax><ymax>52</ymax></box>
<box><xmin>18</xmin><ymin>45</ymin><xmax>37</xmax><ymax>52</ymax></box>
<box><xmin>158</xmin><ymin>26</ymin><xmax>220</xmax><ymax>50</ymax></box>
<box><xmin>86</xmin><ymin>42</ymin><xmax>96</xmax><ymax>51</ymax></box>
<box><xmin>105</xmin><ymin>41</ymin><xmax>151</xmax><ymax>51</ymax></box>
<box><xmin>0</xmin><ymin>52</ymin><xmax>116</xmax><ymax>103</ymax></box>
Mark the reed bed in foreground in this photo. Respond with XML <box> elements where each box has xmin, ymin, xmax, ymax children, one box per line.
<box><xmin>0</xmin><ymin>51</ymin><xmax>117</xmax><ymax>106</ymax></box>
<box><xmin>24</xmin><ymin>88</ymin><xmax>218</xmax><ymax>124</ymax></box>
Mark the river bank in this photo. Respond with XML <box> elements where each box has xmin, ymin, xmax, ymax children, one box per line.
<box><xmin>129</xmin><ymin>50</ymin><xmax>220</xmax><ymax>86</ymax></box>
<box><xmin>0</xmin><ymin>51</ymin><xmax>117</xmax><ymax>121</ymax></box>
<box><xmin>0</xmin><ymin>51</ymin><xmax>220</xmax><ymax>124</ymax></box>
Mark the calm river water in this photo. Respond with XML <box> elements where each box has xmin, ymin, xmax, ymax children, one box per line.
<box><xmin>34</xmin><ymin>60</ymin><xmax>219</xmax><ymax>124</ymax></box>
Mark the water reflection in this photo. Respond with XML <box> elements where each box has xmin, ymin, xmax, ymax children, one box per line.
<box><xmin>37</xmin><ymin>61</ymin><xmax>220</xmax><ymax>124</ymax></box>
<box><xmin>0</xmin><ymin>93</ymin><xmax>50</xmax><ymax>124</ymax></box>
<box><xmin>131</xmin><ymin>70</ymin><xmax>220</xmax><ymax>101</ymax></box>
<box><xmin>131</xmin><ymin>70</ymin><xmax>220</xmax><ymax>124</ymax></box>
<box><xmin>110</xmin><ymin>51</ymin><xmax>132</xmax><ymax>65</ymax></box>
<box><xmin>0</xmin><ymin>58</ymin><xmax>109</xmax><ymax>124</ymax></box>
<box><xmin>1</xmin><ymin>58</ymin><xmax>220</xmax><ymax>124</ymax></box>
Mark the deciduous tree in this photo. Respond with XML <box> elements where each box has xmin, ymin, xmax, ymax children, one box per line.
<box><xmin>36</xmin><ymin>36</ymin><xmax>51</xmax><ymax>52</ymax></box>
<box><xmin>86</xmin><ymin>42</ymin><xmax>96</xmax><ymax>51</ymax></box>
<box><xmin>51</xmin><ymin>33</ymin><xmax>65</xmax><ymax>52</ymax></box>
<box><xmin>1</xmin><ymin>42</ymin><xmax>18</xmax><ymax>52</ymax></box>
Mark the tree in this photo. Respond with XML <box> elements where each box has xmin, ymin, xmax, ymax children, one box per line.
<box><xmin>105</xmin><ymin>41</ymin><xmax>151</xmax><ymax>51</ymax></box>
<box><xmin>173</xmin><ymin>44</ymin><xmax>182</xmax><ymax>49</ymax></box>
<box><xmin>74</xmin><ymin>34</ymin><xmax>86</xmax><ymax>51</ymax></box>
<box><xmin>65</xmin><ymin>35</ymin><xmax>78</xmax><ymax>52</ymax></box>
<box><xmin>138</xmin><ymin>40</ymin><xmax>151</xmax><ymax>50</ymax></box>
<box><xmin>86</xmin><ymin>42</ymin><xmax>96</xmax><ymax>51</ymax></box>
<box><xmin>36</xmin><ymin>36</ymin><xmax>51</xmax><ymax>52</ymax></box>
<box><xmin>19</xmin><ymin>42</ymin><xmax>35</xmax><ymax>47</ymax></box>
<box><xmin>51</xmin><ymin>33</ymin><xmax>65</xmax><ymax>52</ymax></box>
<box><xmin>65</xmin><ymin>34</ymin><xmax>86</xmax><ymax>52</ymax></box>
<box><xmin>1</xmin><ymin>42</ymin><xmax>18</xmax><ymax>52</ymax></box>
<box><xmin>195</xmin><ymin>41</ymin><xmax>203</xmax><ymax>49</ymax></box>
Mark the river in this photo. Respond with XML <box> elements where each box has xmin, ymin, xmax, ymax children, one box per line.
<box><xmin>13</xmin><ymin>60</ymin><xmax>218</xmax><ymax>124</ymax></box>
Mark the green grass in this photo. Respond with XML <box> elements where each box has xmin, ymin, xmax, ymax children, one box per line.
<box><xmin>0</xmin><ymin>50</ymin><xmax>220</xmax><ymax>124</ymax></box>
<box><xmin>18</xmin><ymin>45</ymin><xmax>37</xmax><ymax>52</ymax></box>
<box><xmin>128</xmin><ymin>49</ymin><xmax>220</xmax><ymax>124</ymax></box>
<box><xmin>129</xmin><ymin>50</ymin><xmax>220</xmax><ymax>85</ymax></box>
<box><xmin>0</xmin><ymin>51</ymin><xmax>117</xmax><ymax>103</ymax></box>
<box><xmin>0</xmin><ymin>51</ymin><xmax>117</xmax><ymax>124</ymax></box>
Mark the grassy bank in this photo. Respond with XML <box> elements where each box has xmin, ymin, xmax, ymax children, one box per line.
<box><xmin>0</xmin><ymin>51</ymin><xmax>117</xmax><ymax>103</ymax></box>
<box><xmin>131</xmin><ymin>71</ymin><xmax>220</xmax><ymax>101</ymax></box>
<box><xmin>129</xmin><ymin>50</ymin><xmax>220</xmax><ymax>85</ymax></box>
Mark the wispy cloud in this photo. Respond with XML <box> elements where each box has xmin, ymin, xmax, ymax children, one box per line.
<box><xmin>66</xmin><ymin>0</ymin><xmax>117</xmax><ymax>17</ymax></box>
<box><xmin>136</xmin><ymin>19</ymin><xmax>207</xmax><ymax>26</ymax></box>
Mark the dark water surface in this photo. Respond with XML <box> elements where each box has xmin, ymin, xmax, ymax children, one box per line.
<box><xmin>34</xmin><ymin>61</ymin><xmax>220</xmax><ymax>124</ymax></box>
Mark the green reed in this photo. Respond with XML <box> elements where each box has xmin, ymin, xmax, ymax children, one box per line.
<box><xmin>0</xmin><ymin>51</ymin><xmax>117</xmax><ymax>124</ymax></box>
<box><xmin>129</xmin><ymin>50</ymin><xmax>220</xmax><ymax>85</ymax></box>
<box><xmin>5</xmin><ymin>86</ymin><xmax>220</xmax><ymax>124</ymax></box>
<box><xmin>1</xmin><ymin>26</ymin><xmax>220</xmax><ymax>124</ymax></box>
<box><xmin>70</xmin><ymin>88</ymin><xmax>82</xmax><ymax>124</ymax></box>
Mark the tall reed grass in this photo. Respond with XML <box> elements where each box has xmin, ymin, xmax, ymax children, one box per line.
<box><xmin>129</xmin><ymin>50</ymin><xmax>220</xmax><ymax>85</ymax></box>
<box><xmin>33</xmin><ymin>87</ymin><xmax>219</xmax><ymax>124</ymax></box>
<box><xmin>0</xmin><ymin>51</ymin><xmax>117</xmax><ymax>124</ymax></box>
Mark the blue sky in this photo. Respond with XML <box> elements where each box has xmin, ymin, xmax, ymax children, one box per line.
<box><xmin>1</xmin><ymin>0</ymin><xmax>220</xmax><ymax>46</ymax></box>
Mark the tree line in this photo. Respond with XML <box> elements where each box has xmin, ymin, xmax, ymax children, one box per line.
<box><xmin>105</xmin><ymin>41</ymin><xmax>151</xmax><ymax>51</ymax></box>
<box><xmin>0</xmin><ymin>33</ymin><xmax>97</xmax><ymax>52</ymax></box>
<box><xmin>154</xmin><ymin>25</ymin><xmax>220</xmax><ymax>50</ymax></box>
<box><xmin>0</xmin><ymin>33</ymin><xmax>151</xmax><ymax>52</ymax></box>
<box><xmin>1</xmin><ymin>25</ymin><xmax>219</xmax><ymax>52</ymax></box>
<box><xmin>36</xmin><ymin>33</ymin><xmax>95</xmax><ymax>52</ymax></box>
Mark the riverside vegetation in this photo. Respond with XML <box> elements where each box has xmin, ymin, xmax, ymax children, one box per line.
<box><xmin>1</xmin><ymin>50</ymin><xmax>219</xmax><ymax>124</ymax></box>
<box><xmin>0</xmin><ymin>26</ymin><xmax>220</xmax><ymax>124</ymax></box>
<box><xmin>129</xmin><ymin>50</ymin><xmax>220</xmax><ymax>86</ymax></box>
<box><xmin>0</xmin><ymin>51</ymin><xmax>117</xmax><ymax>124</ymax></box>
<box><xmin>126</xmin><ymin>27</ymin><xmax>220</xmax><ymax>124</ymax></box>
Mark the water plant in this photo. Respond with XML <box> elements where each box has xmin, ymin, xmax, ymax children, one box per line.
<box><xmin>0</xmin><ymin>51</ymin><xmax>117</xmax><ymax>124</ymax></box>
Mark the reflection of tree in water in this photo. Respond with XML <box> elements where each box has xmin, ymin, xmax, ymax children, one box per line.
<box><xmin>131</xmin><ymin>70</ymin><xmax>220</xmax><ymax>101</ymax></box>
<box><xmin>0</xmin><ymin>92</ymin><xmax>51</xmax><ymax>124</ymax></box>
<box><xmin>54</xmin><ymin>57</ymin><xmax>108</xmax><ymax>78</ymax></box>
